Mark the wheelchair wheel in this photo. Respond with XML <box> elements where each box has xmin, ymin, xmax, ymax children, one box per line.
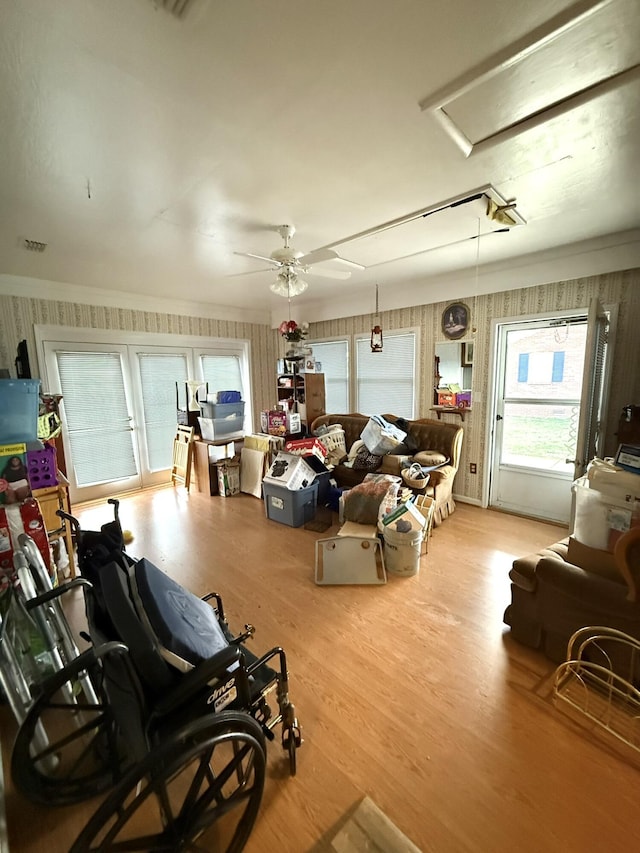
<box><xmin>11</xmin><ymin>648</ymin><xmax>124</xmax><ymax>806</ymax></box>
<box><xmin>70</xmin><ymin>711</ymin><xmax>266</xmax><ymax>853</ymax></box>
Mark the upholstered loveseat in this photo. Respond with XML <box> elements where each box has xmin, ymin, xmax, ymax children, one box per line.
<box><xmin>504</xmin><ymin>535</ymin><xmax>640</xmax><ymax>664</ymax></box>
<box><xmin>310</xmin><ymin>413</ymin><xmax>464</xmax><ymax>526</ymax></box>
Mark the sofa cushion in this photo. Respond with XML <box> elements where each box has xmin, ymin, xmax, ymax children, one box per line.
<box><xmin>379</xmin><ymin>455</ymin><xmax>413</xmax><ymax>475</ymax></box>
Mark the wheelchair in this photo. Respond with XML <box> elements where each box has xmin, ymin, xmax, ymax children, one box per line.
<box><xmin>8</xmin><ymin>499</ymin><xmax>302</xmax><ymax>852</ymax></box>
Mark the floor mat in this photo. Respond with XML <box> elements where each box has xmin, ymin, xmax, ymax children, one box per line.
<box><xmin>331</xmin><ymin>796</ymin><xmax>421</xmax><ymax>852</ymax></box>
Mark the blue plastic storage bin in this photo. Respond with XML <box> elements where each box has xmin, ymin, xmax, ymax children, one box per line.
<box><xmin>262</xmin><ymin>480</ymin><xmax>318</xmax><ymax>527</ymax></box>
<box><xmin>0</xmin><ymin>379</ymin><xmax>41</xmax><ymax>443</ymax></box>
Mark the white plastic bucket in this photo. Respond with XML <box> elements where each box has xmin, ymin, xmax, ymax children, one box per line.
<box><xmin>383</xmin><ymin>526</ymin><xmax>423</xmax><ymax>576</ymax></box>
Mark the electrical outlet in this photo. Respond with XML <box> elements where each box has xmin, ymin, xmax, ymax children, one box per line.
<box><xmin>469</xmin><ymin>462</ymin><xmax>477</xmax><ymax>474</ymax></box>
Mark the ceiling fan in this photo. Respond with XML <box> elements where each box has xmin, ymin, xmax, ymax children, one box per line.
<box><xmin>234</xmin><ymin>224</ymin><xmax>365</xmax><ymax>297</ymax></box>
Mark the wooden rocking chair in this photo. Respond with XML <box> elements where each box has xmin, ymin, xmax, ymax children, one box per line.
<box><xmin>171</xmin><ymin>425</ymin><xmax>194</xmax><ymax>491</ymax></box>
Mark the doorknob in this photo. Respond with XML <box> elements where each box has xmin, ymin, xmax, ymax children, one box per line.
<box><xmin>496</xmin><ymin>414</ymin><xmax>503</xmax><ymax>421</ymax></box>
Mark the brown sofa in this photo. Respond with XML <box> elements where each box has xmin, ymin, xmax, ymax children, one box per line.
<box><xmin>310</xmin><ymin>413</ymin><xmax>464</xmax><ymax>525</ymax></box>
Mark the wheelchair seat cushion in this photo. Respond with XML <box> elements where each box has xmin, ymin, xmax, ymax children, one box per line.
<box><xmin>134</xmin><ymin>558</ymin><xmax>229</xmax><ymax>670</ymax></box>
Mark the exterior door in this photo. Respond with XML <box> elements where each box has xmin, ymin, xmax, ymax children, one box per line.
<box><xmin>45</xmin><ymin>344</ymin><xmax>142</xmax><ymax>502</ymax></box>
<box><xmin>488</xmin><ymin>301</ymin><xmax>614</xmax><ymax>523</ymax></box>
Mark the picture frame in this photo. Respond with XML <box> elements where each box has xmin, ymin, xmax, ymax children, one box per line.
<box><xmin>442</xmin><ymin>302</ymin><xmax>470</xmax><ymax>340</ymax></box>
<box><xmin>461</xmin><ymin>341</ymin><xmax>474</xmax><ymax>367</ymax></box>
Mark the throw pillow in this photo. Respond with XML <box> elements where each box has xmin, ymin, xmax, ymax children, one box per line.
<box><xmin>352</xmin><ymin>447</ymin><xmax>383</xmax><ymax>471</ymax></box>
<box><xmin>413</xmin><ymin>450</ymin><xmax>448</xmax><ymax>468</ymax></box>
<box><xmin>343</xmin><ymin>479</ymin><xmax>394</xmax><ymax>525</ymax></box>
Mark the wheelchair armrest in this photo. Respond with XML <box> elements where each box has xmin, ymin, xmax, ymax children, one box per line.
<box><xmin>151</xmin><ymin>644</ymin><xmax>244</xmax><ymax>718</ymax></box>
<box><xmin>24</xmin><ymin>577</ymin><xmax>93</xmax><ymax>610</ymax></box>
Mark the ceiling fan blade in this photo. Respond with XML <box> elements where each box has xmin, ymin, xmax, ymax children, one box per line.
<box><xmin>226</xmin><ymin>267</ymin><xmax>277</xmax><ymax>278</ymax></box>
<box><xmin>300</xmin><ymin>248</ymin><xmax>365</xmax><ymax>270</ymax></box>
<box><xmin>234</xmin><ymin>251</ymin><xmax>281</xmax><ymax>267</ymax></box>
<box><xmin>306</xmin><ymin>266</ymin><xmax>352</xmax><ymax>280</ymax></box>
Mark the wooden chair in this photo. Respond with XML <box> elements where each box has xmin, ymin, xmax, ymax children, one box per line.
<box><xmin>171</xmin><ymin>426</ymin><xmax>194</xmax><ymax>491</ymax></box>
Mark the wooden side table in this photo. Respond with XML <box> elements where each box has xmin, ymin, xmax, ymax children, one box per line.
<box><xmin>192</xmin><ymin>438</ymin><xmax>242</xmax><ymax>495</ymax></box>
<box><xmin>32</xmin><ymin>471</ymin><xmax>76</xmax><ymax>578</ymax></box>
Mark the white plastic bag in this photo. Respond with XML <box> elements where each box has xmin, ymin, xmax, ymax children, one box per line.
<box><xmin>360</xmin><ymin>416</ymin><xmax>407</xmax><ymax>455</ymax></box>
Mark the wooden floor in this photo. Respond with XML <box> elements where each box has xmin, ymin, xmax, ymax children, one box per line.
<box><xmin>3</xmin><ymin>486</ymin><xmax>640</xmax><ymax>852</ymax></box>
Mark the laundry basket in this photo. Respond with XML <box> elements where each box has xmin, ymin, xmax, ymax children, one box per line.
<box><xmin>317</xmin><ymin>428</ymin><xmax>346</xmax><ymax>456</ymax></box>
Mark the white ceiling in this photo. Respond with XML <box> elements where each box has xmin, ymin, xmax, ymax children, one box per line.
<box><xmin>1</xmin><ymin>0</ymin><xmax>639</xmax><ymax>326</ymax></box>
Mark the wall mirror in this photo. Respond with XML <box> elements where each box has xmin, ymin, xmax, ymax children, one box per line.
<box><xmin>434</xmin><ymin>340</ymin><xmax>473</xmax><ymax>403</ymax></box>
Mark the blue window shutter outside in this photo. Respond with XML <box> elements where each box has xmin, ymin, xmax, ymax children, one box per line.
<box><xmin>552</xmin><ymin>351</ymin><xmax>565</xmax><ymax>382</ymax></box>
<box><xmin>518</xmin><ymin>353</ymin><xmax>529</xmax><ymax>382</ymax></box>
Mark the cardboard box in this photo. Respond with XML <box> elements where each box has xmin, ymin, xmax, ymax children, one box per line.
<box><xmin>260</xmin><ymin>410</ymin><xmax>288</xmax><ymax>437</ymax></box>
<box><xmin>437</xmin><ymin>390</ymin><xmax>457</xmax><ymax>407</ymax></box>
<box><xmin>216</xmin><ymin>459</ymin><xmax>240</xmax><ymax>496</ymax></box>
<box><xmin>615</xmin><ymin>444</ymin><xmax>640</xmax><ymax>475</ymax></box>
<box><xmin>284</xmin><ymin>437</ymin><xmax>328</xmax><ymax>462</ymax></box>
<box><xmin>263</xmin><ymin>452</ymin><xmax>316</xmax><ymax>490</ymax></box>
<box><xmin>381</xmin><ymin>500</ymin><xmax>427</xmax><ymax>533</ymax></box>
<box><xmin>0</xmin><ymin>442</ymin><xmax>31</xmax><ymax>505</ymax></box>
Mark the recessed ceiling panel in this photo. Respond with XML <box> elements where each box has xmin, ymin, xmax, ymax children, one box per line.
<box><xmin>447</xmin><ymin>0</ymin><xmax>640</xmax><ymax>145</ymax></box>
<box><xmin>421</xmin><ymin>0</ymin><xmax>640</xmax><ymax>156</ymax></box>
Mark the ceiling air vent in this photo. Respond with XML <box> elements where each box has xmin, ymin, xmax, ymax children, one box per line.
<box><xmin>158</xmin><ymin>0</ymin><xmax>197</xmax><ymax>19</ymax></box>
<box><xmin>23</xmin><ymin>239</ymin><xmax>47</xmax><ymax>253</ymax></box>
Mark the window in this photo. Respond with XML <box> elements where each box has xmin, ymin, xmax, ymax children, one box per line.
<box><xmin>552</xmin><ymin>351</ymin><xmax>565</xmax><ymax>382</ymax></box>
<box><xmin>518</xmin><ymin>353</ymin><xmax>529</xmax><ymax>382</ymax></box>
<box><xmin>200</xmin><ymin>354</ymin><xmax>243</xmax><ymax>397</ymax></box>
<box><xmin>356</xmin><ymin>332</ymin><xmax>416</xmax><ymax>418</ymax></box>
<box><xmin>138</xmin><ymin>353</ymin><xmax>189</xmax><ymax>471</ymax></box>
<box><xmin>307</xmin><ymin>340</ymin><xmax>349</xmax><ymax>412</ymax></box>
<box><xmin>311</xmin><ymin>331</ymin><xmax>418</xmax><ymax>417</ymax></box>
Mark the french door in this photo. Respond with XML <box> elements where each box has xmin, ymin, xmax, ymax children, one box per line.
<box><xmin>38</xmin><ymin>329</ymin><xmax>252</xmax><ymax>504</ymax></box>
<box><xmin>488</xmin><ymin>300</ymin><xmax>615</xmax><ymax>524</ymax></box>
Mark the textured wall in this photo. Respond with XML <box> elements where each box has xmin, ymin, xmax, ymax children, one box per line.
<box><xmin>1</xmin><ymin>268</ymin><xmax>638</xmax><ymax>502</ymax></box>
<box><xmin>0</xmin><ymin>294</ymin><xmax>280</xmax><ymax>430</ymax></box>
<box><xmin>308</xmin><ymin>268</ymin><xmax>640</xmax><ymax>502</ymax></box>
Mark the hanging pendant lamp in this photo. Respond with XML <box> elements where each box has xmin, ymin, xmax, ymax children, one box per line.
<box><xmin>371</xmin><ymin>283</ymin><xmax>383</xmax><ymax>352</ymax></box>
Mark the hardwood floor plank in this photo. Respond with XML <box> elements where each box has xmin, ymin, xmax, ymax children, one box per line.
<box><xmin>2</xmin><ymin>487</ymin><xmax>639</xmax><ymax>852</ymax></box>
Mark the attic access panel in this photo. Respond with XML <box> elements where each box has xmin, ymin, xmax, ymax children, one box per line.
<box><xmin>322</xmin><ymin>187</ymin><xmax>525</xmax><ymax>270</ymax></box>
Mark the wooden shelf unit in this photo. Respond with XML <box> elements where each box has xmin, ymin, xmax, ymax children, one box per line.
<box><xmin>277</xmin><ymin>370</ymin><xmax>325</xmax><ymax>429</ymax></box>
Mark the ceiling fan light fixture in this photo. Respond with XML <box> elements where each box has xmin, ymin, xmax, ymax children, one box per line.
<box><xmin>270</xmin><ymin>270</ymin><xmax>308</xmax><ymax>298</ymax></box>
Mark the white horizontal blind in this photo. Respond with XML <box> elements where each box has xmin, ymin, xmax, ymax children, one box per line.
<box><xmin>56</xmin><ymin>351</ymin><xmax>137</xmax><ymax>486</ymax></box>
<box><xmin>200</xmin><ymin>355</ymin><xmax>243</xmax><ymax>398</ymax></box>
<box><xmin>309</xmin><ymin>340</ymin><xmax>349</xmax><ymax>413</ymax></box>
<box><xmin>356</xmin><ymin>333</ymin><xmax>416</xmax><ymax>418</ymax></box>
<box><xmin>138</xmin><ymin>353</ymin><xmax>188</xmax><ymax>471</ymax></box>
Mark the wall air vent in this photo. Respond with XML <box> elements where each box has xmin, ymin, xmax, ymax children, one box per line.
<box><xmin>23</xmin><ymin>239</ymin><xmax>47</xmax><ymax>253</ymax></box>
<box><xmin>319</xmin><ymin>186</ymin><xmax>525</xmax><ymax>270</ymax></box>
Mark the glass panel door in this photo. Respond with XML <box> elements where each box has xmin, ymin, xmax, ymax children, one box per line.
<box><xmin>53</xmin><ymin>347</ymin><xmax>141</xmax><ymax>501</ymax></box>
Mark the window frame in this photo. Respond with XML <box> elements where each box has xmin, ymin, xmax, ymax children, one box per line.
<box><xmin>308</xmin><ymin>326</ymin><xmax>420</xmax><ymax>417</ymax></box>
